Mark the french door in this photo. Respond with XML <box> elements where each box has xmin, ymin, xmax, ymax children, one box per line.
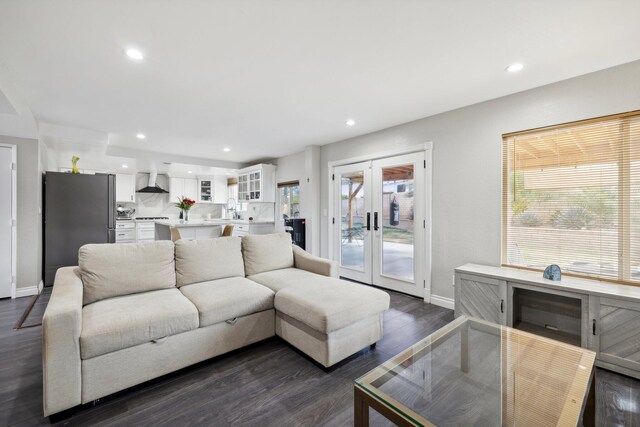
<box><xmin>333</xmin><ymin>152</ymin><xmax>427</xmax><ymax>297</ymax></box>
<box><xmin>0</xmin><ymin>146</ymin><xmax>13</xmax><ymax>298</ymax></box>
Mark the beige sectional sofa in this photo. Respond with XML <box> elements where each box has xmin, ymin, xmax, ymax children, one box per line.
<box><xmin>42</xmin><ymin>233</ymin><xmax>390</xmax><ymax>417</ymax></box>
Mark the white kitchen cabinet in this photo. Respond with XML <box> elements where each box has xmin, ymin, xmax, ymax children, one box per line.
<box><xmin>194</xmin><ymin>226</ymin><xmax>220</xmax><ymax>239</ymax></box>
<box><xmin>169</xmin><ymin>177</ymin><xmax>198</xmax><ymax>203</ymax></box>
<box><xmin>197</xmin><ymin>176</ymin><xmax>228</xmax><ymax>204</ymax></box>
<box><xmin>232</xmin><ymin>223</ymin><xmax>249</xmax><ymax>237</ymax></box>
<box><xmin>213</xmin><ymin>176</ymin><xmax>228</xmax><ymax>204</ymax></box>
<box><xmin>198</xmin><ymin>178</ymin><xmax>213</xmax><ymax>203</ymax></box>
<box><xmin>115</xmin><ymin>174</ymin><xmax>136</xmax><ymax>203</ymax></box>
<box><xmin>238</xmin><ymin>174</ymin><xmax>248</xmax><ymax>202</ymax></box>
<box><xmin>169</xmin><ymin>226</ymin><xmax>221</xmax><ymax>240</ymax></box>
<box><xmin>184</xmin><ymin>179</ymin><xmax>198</xmax><ymax>201</ymax></box>
<box><xmin>231</xmin><ymin>223</ymin><xmax>275</xmax><ymax>237</ymax></box>
<box><xmin>237</xmin><ymin>164</ymin><xmax>276</xmax><ymax>202</ymax></box>
<box><xmin>136</xmin><ymin>222</ymin><xmax>156</xmax><ymax>241</ymax></box>
<box><xmin>115</xmin><ymin>221</ymin><xmax>136</xmax><ymax>243</ymax></box>
<box><xmin>169</xmin><ymin>178</ymin><xmax>183</xmax><ymax>204</ymax></box>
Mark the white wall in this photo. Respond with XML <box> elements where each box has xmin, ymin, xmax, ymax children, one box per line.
<box><xmin>275</xmin><ymin>149</ymin><xmax>322</xmax><ymax>253</ymax></box>
<box><xmin>275</xmin><ymin>151</ymin><xmax>305</xmax><ymax>184</ymax></box>
<box><xmin>275</xmin><ymin>150</ymin><xmax>304</xmax><ymax>219</ymax></box>
<box><xmin>320</xmin><ymin>60</ymin><xmax>640</xmax><ymax>302</ymax></box>
<box><xmin>0</xmin><ymin>135</ymin><xmax>41</xmax><ymax>293</ymax></box>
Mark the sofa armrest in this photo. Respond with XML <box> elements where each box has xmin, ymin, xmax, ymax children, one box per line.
<box><xmin>42</xmin><ymin>267</ymin><xmax>83</xmax><ymax>416</ymax></box>
<box><xmin>292</xmin><ymin>245</ymin><xmax>339</xmax><ymax>278</ymax></box>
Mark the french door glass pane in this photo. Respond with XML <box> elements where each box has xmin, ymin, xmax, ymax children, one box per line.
<box><xmin>341</xmin><ymin>171</ymin><xmax>365</xmax><ymax>271</ymax></box>
<box><xmin>381</xmin><ymin>165</ymin><xmax>414</xmax><ymax>281</ymax></box>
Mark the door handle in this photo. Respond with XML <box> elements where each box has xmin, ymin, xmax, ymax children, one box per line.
<box><xmin>374</xmin><ymin>212</ymin><xmax>379</xmax><ymax>231</ymax></box>
<box><xmin>500</xmin><ymin>299</ymin><xmax>504</xmax><ymax>313</ymax></box>
<box><xmin>366</xmin><ymin>212</ymin><xmax>371</xmax><ymax>231</ymax></box>
<box><xmin>592</xmin><ymin>319</ymin><xmax>596</xmax><ymax>335</ymax></box>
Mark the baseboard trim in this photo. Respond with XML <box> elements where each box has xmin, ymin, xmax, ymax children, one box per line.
<box><xmin>429</xmin><ymin>294</ymin><xmax>454</xmax><ymax>310</ymax></box>
<box><xmin>14</xmin><ymin>282</ymin><xmax>42</xmax><ymax>298</ymax></box>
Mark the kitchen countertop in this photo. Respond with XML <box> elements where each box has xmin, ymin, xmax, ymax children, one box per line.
<box><xmin>154</xmin><ymin>219</ymin><xmax>275</xmax><ymax>227</ymax></box>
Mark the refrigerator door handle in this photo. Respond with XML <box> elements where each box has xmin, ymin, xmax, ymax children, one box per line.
<box><xmin>108</xmin><ymin>174</ymin><xmax>116</xmax><ymax>229</ymax></box>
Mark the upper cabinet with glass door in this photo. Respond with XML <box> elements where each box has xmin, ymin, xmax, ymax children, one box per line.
<box><xmin>197</xmin><ymin>176</ymin><xmax>228</xmax><ymax>204</ymax></box>
<box><xmin>237</xmin><ymin>164</ymin><xmax>276</xmax><ymax>202</ymax></box>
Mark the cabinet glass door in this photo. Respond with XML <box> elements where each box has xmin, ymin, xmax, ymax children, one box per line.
<box><xmin>255</xmin><ymin>171</ymin><xmax>261</xmax><ymax>199</ymax></box>
<box><xmin>238</xmin><ymin>175</ymin><xmax>249</xmax><ymax>201</ymax></box>
<box><xmin>200</xmin><ymin>180</ymin><xmax>212</xmax><ymax>202</ymax></box>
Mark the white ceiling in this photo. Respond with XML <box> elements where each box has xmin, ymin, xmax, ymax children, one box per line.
<box><xmin>1</xmin><ymin>0</ymin><xmax>640</xmax><ymax>163</ymax></box>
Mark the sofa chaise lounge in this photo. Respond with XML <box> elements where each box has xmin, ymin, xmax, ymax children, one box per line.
<box><xmin>42</xmin><ymin>233</ymin><xmax>390</xmax><ymax>417</ymax></box>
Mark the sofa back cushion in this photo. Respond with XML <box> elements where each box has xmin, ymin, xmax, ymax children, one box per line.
<box><xmin>242</xmin><ymin>233</ymin><xmax>294</xmax><ymax>276</ymax></box>
<box><xmin>79</xmin><ymin>241</ymin><xmax>176</xmax><ymax>305</ymax></box>
<box><xmin>175</xmin><ymin>237</ymin><xmax>245</xmax><ymax>286</ymax></box>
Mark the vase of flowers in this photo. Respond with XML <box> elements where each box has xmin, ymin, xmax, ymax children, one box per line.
<box><xmin>176</xmin><ymin>196</ymin><xmax>195</xmax><ymax>222</ymax></box>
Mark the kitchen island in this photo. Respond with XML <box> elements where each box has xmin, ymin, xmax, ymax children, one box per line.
<box><xmin>155</xmin><ymin>219</ymin><xmax>276</xmax><ymax>240</ymax></box>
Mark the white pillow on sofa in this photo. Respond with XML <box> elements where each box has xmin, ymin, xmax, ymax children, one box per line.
<box><xmin>79</xmin><ymin>241</ymin><xmax>176</xmax><ymax>305</ymax></box>
<box><xmin>242</xmin><ymin>233</ymin><xmax>294</xmax><ymax>276</ymax></box>
<box><xmin>175</xmin><ymin>236</ymin><xmax>245</xmax><ymax>286</ymax></box>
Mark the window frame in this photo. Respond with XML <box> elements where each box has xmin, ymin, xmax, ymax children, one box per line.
<box><xmin>277</xmin><ymin>180</ymin><xmax>301</xmax><ymax>220</ymax></box>
<box><xmin>501</xmin><ymin>109</ymin><xmax>640</xmax><ymax>286</ymax></box>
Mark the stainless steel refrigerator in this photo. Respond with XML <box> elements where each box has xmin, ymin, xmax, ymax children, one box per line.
<box><xmin>44</xmin><ymin>172</ymin><xmax>116</xmax><ymax>286</ymax></box>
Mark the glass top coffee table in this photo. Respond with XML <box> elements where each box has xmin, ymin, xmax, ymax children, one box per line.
<box><xmin>354</xmin><ymin>316</ymin><xmax>596</xmax><ymax>427</ymax></box>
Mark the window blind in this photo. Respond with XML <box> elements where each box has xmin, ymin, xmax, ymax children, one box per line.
<box><xmin>277</xmin><ymin>180</ymin><xmax>300</xmax><ymax>188</ymax></box>
<box><xmin>502</xmin><ymin>111</ymin><xmax>640</xmax><ymax>285</ymax></box>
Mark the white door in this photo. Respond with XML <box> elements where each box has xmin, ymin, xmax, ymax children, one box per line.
<box><xmin>371</xmin><ymin>152</ymin><xmax>425</xmax><ymax>296</ymax></box>
<box><xmin>0</xmin><ymin>146</ymin><xmax>13</xmax><ymax>298</ymax></box>
<box><xmin>333</xmin><ymin>161</ymin><xmax>372</xmax><ymax>283</ymax></box>
<box><xmin>333</xmin><ymin>152</ymin><xmax>427</xmax><ymax>297</ymax></box>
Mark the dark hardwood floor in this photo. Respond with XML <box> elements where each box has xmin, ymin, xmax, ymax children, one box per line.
<box><xmin>1</xmin><ymin>288</ymin><xmax>639</xmax><ymax>426</ymax></box>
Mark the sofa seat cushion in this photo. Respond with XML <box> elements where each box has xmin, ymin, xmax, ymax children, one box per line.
<box><xmin>80</xmin><ymin>289</ymin><xmax>199</xmax><ymax>359</ymax></box>
<box><xmin>247</xmin><ymin>268</ymin><xmax>330</xmax><ymax>293</ymax></box>
<box><xmin>175</xmin><ymin>237</ymin><xmax>245</xmax><ymax>287</ymax></box>
<box><xmin>242</xmin><ymin>233</ymin><xmax>294</xmax><ymax>276</ymax></box>
<box><xmin>274</xmin><ymin>278</ymin><xmax>390</xmax><ymax>333</ymax></box>
<box><xmin>79</xmin><ymin>241</ymin><xmax>176</xmax><ymax>306</ymax></box>
<box><xmin>180</xmin><ymin>277</ymin><xmax>275</xmax><ymax>328</ymax></box>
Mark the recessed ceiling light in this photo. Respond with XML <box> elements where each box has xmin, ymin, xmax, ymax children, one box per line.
<box><xmin>506</xmin><ymin>63</ymin><xmax>524</xmax><ymax>73</ymax></box>
<box><xmin>345</xmin><ymin>119</ymin><xmax>356</xmax><ymax>126</ymax></box>
<box><xmin>126</xmin><ymin>48</ymin><xmax>144</xmax><ymax>60</ymax></box>
<box><xmin>223</xmin><ymin>147</ymin><xmax>230</xmax><ymax>152</ymax></box>
<box><xmin>225</xmin><ymin>172</ymin><xmax>232</xmax><ymax>176</ymax></box>
<box><xmin>122</xmin><ymin>164</ymin><xmax>128</xmax><ymax>168</ymax></box>
<box><xmin>136</xmin><ymin>133</ymin><xmax>146</xmax><ymax>140</ymax></box>
<box><xmin>187</xmin><ymin>171</ymin><xmax>193</xmax><ymax>174</ymax></box>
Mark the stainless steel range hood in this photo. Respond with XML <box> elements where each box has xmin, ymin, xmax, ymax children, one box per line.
<box><xmin>137</xmin><ymin>172</ymin><xmax>169</xmax><ymax>194</ymax></box>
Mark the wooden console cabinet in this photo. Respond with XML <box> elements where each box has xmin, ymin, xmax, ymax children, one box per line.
<box><xmin>455</xmin><ymin>263</ymin><xmax>640</xmax><ymax>379</ymax></box>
